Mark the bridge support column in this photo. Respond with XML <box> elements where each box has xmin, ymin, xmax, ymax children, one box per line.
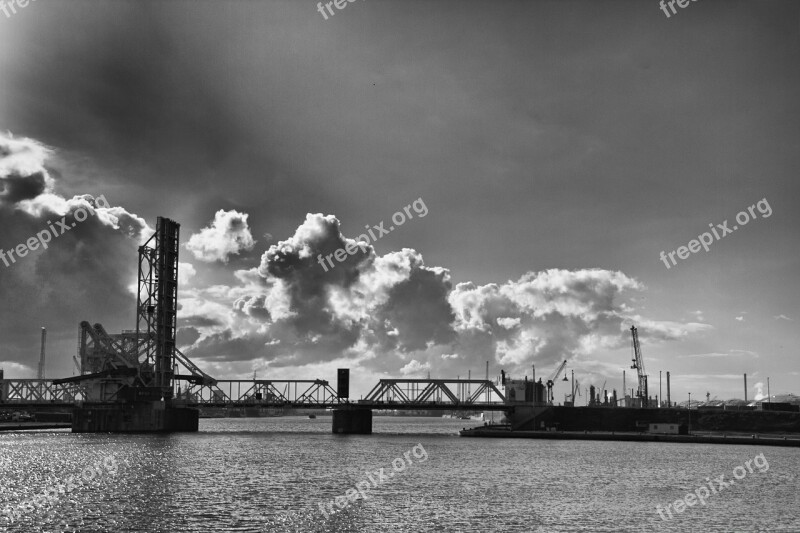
<box><xmin>72</xmin><ymin>401</ymin><xmax>198</xmax><ymax>433</ymax></box>
<box><xmin>332</xmin><ymin>406</ymin><xmax>372</xmax><ymax>434</ymax></box>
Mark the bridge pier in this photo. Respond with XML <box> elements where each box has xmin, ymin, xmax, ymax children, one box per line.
<box><xmin>72</xmin><ymin>401</ymin><xmax>198</xmax><ymax>433</ymax></box>
<box><xmin>332</xmin><ymin>406</ymin><xmax>372</xmax><ymax>434</ymax></box>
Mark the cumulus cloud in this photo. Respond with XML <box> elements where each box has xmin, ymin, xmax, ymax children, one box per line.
<box><xmin>497</xmin><ymin>317</ymin><xmax>521</xmax><ymax>329</ymax></box>
<box><xmin>178</xmin><ymin>209</ymin><xmax>706</xmax><ymax>381</ymax></box>
<box><xmin>178</xmin><ymin>262</ymin><xmax>197</xmax><ymax>286</ymax></box>
<box><xmin>400</xmin><ymin>359</ymin><xmax>431</xmax><ymax>376</ymax></box>
<box><xmin>185</xmin><ymin>209</ymin><xmax>255</xmax><ymax>263</ymax></box>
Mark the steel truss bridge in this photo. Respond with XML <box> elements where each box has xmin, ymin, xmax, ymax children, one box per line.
<box><xmin>0</xmin><ymin>377</ymin><xmax>509</xmax><ymax>411</ymax></box>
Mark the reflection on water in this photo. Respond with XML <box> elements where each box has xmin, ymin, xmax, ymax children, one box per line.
<box><xmin>1</xmin><ymin>416</ymin><xmax>798</xmax><ymax>532</ymax></box>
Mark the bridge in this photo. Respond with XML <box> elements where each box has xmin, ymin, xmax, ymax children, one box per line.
<box><xmin>0</xmin><ymin>375</ymin><xmax>511</xmax><ymax>434</ymax></box>
<box><xmin>0</xmin><ymin>377</ymin><xmax>509</xmax><ymax>411</ymax></box>
<box><xmin>0</xmin><ymin>216</ymin><xmax>517</xmax><ymax>434</ymax></box>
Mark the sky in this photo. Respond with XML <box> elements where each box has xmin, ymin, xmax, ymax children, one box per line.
<box><xmin>0</xmin><ymin>0</ymin><xmax>798</xmax><ymax>402</ymax></box>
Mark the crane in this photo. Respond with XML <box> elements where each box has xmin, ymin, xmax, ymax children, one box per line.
<box><xmin>565</xmin><ymin>379</ymin><xmax>582</xmax><ymax>404</ymax></box>
<box><xmin>630</xmin><ymin>325</ymin><xmax>648</xmax><ymax>407</ymax></box>
<box><xmin>546</xmin><ymin>360</ymin><xmax>568</xmax><ymax>404</ymax></box>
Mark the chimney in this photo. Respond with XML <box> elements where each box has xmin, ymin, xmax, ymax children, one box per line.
<box><xmin>38</xmin><ymin>327</ymin><xmax>46</xmax><ymax>380</ymax></box>
<box><xmin>666</xmin><ymin>371</ymin><xmax>671</xmax><ymax>408</ymax></box>
<box><xmin>744</xmin><ymin>373</ymin><xmax>747</xmax><ymax>403</ymax></box>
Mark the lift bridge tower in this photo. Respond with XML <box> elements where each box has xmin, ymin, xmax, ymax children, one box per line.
<box><xmin>66</xmin><ymin>217</ymin><xmax>200</xmax><ymax>432</ymax></box>
<box><xmin>136</xmin><ymin>216</ymin><xmax>180</xmax><ymax>400</ymax></box>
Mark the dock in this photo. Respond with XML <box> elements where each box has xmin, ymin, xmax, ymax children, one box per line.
<box><xmin>459</xmin><ymin>425</ymin><xmax>800</xmax><ymax>447</ymax></box>
<box><xmin>0</xmin><ymin>422</ymin><xmax>72</xmax><ymax>432</ymax></box>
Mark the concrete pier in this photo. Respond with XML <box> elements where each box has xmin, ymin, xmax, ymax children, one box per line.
<box><xmin>332</xmin><ymin>407</ymin><xmax>372</xmax><ymax>434</ymax></box>
<box><xmin>72</xmin><ymin>401</ymin><xmax>198</xmax><ymax>433</ymax></box>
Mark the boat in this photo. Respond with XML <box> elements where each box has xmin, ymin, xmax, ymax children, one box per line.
<box><xmin>308</xmin><ymin>414</ymin><xmax>317</xmax><ymax>419</ymax></box>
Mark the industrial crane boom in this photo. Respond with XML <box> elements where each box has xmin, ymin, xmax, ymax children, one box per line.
<box><xmin>546</xmin><ymin>360</ymin><xmax>568</xmax><ymax>403</ymax></box>
<box><xmin>630</xmin><ymin>325</ymin><xmax>648</xmax><ymax>407</ymax></box>
<box><xmin>549</xmin><ymin>360</ymin><xmax>568</xmax><ymax>383</ymax></box>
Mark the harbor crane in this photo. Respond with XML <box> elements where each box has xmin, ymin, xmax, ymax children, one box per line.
<box><xmin>546</xmin><ymin>360</ymin><xmax>569</xmax><ymax>404</ymax></box>
<box><xmin>566</xmin><ymin>379</ymin><xmax>581</xmax><ymax>404</ymax></box>
<box><xmin>630</xmin><ymin>325</ymin><xmax>648</xmax><ymax>408</ymax></box>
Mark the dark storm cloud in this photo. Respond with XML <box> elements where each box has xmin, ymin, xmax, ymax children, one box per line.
<box><xmin>0</xmin><ymin>172</ymin><xmax>48</xmax><ymax>204</ymax></box>
<box><xmin>177</xmin><ymin>327</ymin><xmax>201</xmax><ymax>347</ymax></box>
<box><xmin>0</xmin><ymin>132</ymin><xmax>151</xmax><ymax>373</ymax></box>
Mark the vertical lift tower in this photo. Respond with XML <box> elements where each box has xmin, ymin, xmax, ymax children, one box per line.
<box><xmin>69</xmin><ymin>217</ymin><xmax>199</xmax><ymax>432</ymax></box>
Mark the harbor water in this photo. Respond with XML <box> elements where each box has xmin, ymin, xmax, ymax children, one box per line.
<box><xmin>1</xmin><ymin>417</ymin><xmax>799</xmax><ymax>532</ymax></box>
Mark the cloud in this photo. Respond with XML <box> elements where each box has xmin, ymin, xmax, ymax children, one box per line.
<box><xmin>400</xmin><ymin>359</ymin><xmax>431</xmax><ymax>376</ymax></box>
<box><xmin>679</xmin><ymin>350</ymin><xmax>758</xmax><ymax>359</ymax></box>
<box><xmin>0</xmin><ymin>136</ymin><xmax>711</xmax><ymax>382</ymax></box>
<box><xmin>0</xmin><ymin>132</ymin><xmax>152</xmax><ymax>375</ymax></box>
<box><xmin>678</xmin><ymin>352</ymin><xmax>729</xmax><ymax>359</ymax></box>
<box><xmin>497</xmin><ymin>317</ymin><xmax>521</xmax><ymax>329</ymax></box>
<box><xmin>774</xmin><ymin>314</ymin><xmax>792</xmax><ymax>321</ymax></box>
<box><xmin>735</xmin><ymin>316</ymin><xmax>744</xmax><ymax>322</ymax></box>
<box><xmin>178</xmin><ymin>211</ymin><xmax>707</xmax><ymax>381</ymax></box>
<box><xmin>185</xmin><ymin>209</ymin><xmax>256</xmax><ymax>263</ymax></box>
<box><xmin>178</xmin><ymin>262</ymin><xmax>197</xmax><ymax>286</ymax></box>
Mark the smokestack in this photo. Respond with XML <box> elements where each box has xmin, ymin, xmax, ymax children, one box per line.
<box><xmin>38</xmin><ymin>327</ymin><xmax>46</xmax><ymax>380</ymax></box>
<box><xmin>666</xmin><ymin>371</ymin><xmax>671</xmax><ymax>407</ymax></box>
<box><xmin>744</xmin><ymin>373</ymin><xmax>747</xmax><ymax>403</ymax></box>
<box><xmin>623</xmin><ymin>370</ymin><xmax>626</xmax><ymax>404</ymax></box>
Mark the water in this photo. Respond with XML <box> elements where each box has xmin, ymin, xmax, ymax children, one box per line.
<box><xmin>1</xmin><ymin>416</ymin><xmax>799</xmax><ymax>532</ymax></box>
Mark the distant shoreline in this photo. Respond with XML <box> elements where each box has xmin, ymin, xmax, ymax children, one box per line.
<box><xmin>459</xmin><ymin>426</ymin><xmax>800</xmax><ymax>447</ymax></box>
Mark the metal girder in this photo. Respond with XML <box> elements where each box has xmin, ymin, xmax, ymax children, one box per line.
<box><xmin>0</xmin><ymin>379</ymin><xmax>86</xmax><ymax>403</ymax></box>
<box><xmin>174</xmin><ymin>347</ymin><xmax>217</xmax><ymax>387</ymax></box>
<box><xmin>177</xmin><ymin>379</ymin><xmax>340</xmax><ymax>407</ymax></box>
<box><xmin>78</xmin><ymin>321</ymin><xmax>138</xmax><ymax>375</ymax></box>
<box><xmin>363</xmin><ymin>379</ymin><xmax>506</xmax><ymax>406</ymax></box>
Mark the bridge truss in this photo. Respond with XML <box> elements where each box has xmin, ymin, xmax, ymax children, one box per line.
<box><xmin>363</xmin><ymin>379</ymin><xmax>507</xmax><ymax>409</ymax></box>
<box><xmin>177</xmin><ymin>379</ymin><xmax>340</xmax><ymax>407</ymax></box>
<box><xmin>0</xmin><ymin>379</ymin><xmax>86</xmax><ymax>405</ymax></box>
